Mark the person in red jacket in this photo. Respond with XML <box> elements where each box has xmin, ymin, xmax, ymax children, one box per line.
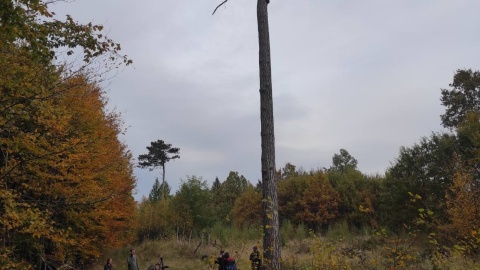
<box><xmin>223</xmin><ymin>252</ymin><xmax>237</xmax><ymax>270</ymax></box>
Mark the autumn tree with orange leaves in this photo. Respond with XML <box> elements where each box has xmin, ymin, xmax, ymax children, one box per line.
<box><xmin>0</xmin><ymin>1</ymin><xmax>135</xmax><ymax>268</ymax></box>
<box><xmin>1</xmin><ymin>69</ymin><xmax>137</xmax><ymax>268</ymax></box>
<box><xmin>442</xmin><ymin>113</ymin><xmax>480</xmax><ymax>252</ymax></box>
<box><xmin>297</xmin><ymin>173</ymin><xmax>340</xmax><ymax>231</ymax></box>
<box><xmin>445</xmin><ymin>167</ymin><xmax>480</xmax><ymax>241</ymax></box>
<box><xmin>278</xmin><ymin>171</ymin><xmax>340</xmax><ymax>232</ymax></box>
<box><xmin>233</xmin><ymin>186</ymin><xmax>262</xmax><ymax>229</ymax></box>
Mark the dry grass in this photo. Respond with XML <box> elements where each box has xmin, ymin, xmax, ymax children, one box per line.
<box><xmin>87</xmin><ymin>238</ymin><xmax>263</xmax><ymax>270</ymax></box>
<box><xmin>86</xmin><ymin>234</ymin><xmax>480</xmax><ymax>270</ymax></box>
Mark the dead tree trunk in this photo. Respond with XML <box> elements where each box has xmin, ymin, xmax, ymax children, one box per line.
<box><xmin>257</xmin><ymin>0</ymin><xmax>280</xmax><ymax>269</ymax></box>
<box><xmin>212</xmin><ymin>1</ymin><xmax>281</xmax><ymax>267</ymax></box>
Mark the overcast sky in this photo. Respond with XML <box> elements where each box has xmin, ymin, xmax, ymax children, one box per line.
<box><xmin>52</xmin><ymin>0</ymin><xmax>480</xmax><ymax>201</ymax></box>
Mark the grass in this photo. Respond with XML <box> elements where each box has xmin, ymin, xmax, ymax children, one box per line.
<box><xmin>86</xmin><ymin>228</ymin><xmax>480</xmax><ymax>270</ymax></box>
<box><xmin>87</xmin><ymin>238</ymin><xmax>261</xmax><ymax>270</ymax></box>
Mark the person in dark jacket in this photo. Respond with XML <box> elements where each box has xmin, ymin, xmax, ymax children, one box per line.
<box><xmin>214</xmin><ymin>250</ymin><xmax>226</xmax><ymax>270</ymax></box>
<box><xmin>104</xmin><ymin>258</ymin><xmax>113</xmax><ymax>270</ymax></box>
<box><xmin>249</xmin><ymin>246</ymin><xmax>262</xmax><ymax>270</ymax></box>
<box><xmin>127</xmin><ymin>249</ymin><xmax>140</xmax><ymax>270</ymax></box>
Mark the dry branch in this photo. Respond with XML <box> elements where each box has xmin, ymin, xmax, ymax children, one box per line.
<box><xmin>212</xmin><ymin>0</ymin><xmax>228</xmax><ymax>15</ymax></box>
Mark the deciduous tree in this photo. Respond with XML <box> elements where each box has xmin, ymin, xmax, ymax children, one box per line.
<box><xmin>1</xmin><ymin>1</ymin><xmax>134</xmax><ymax>268</ymax></box>
<box><xmin>277</xmin><ymin>162</ymin><xmax>298</xmax><ymax>181</ymax></box>
<box><xmin>297</xmin><ymin>173</ymin><xmax>340</xmax><ymax>231</ymax></box>
<box><xmin>278</xmin><ymin>174</ymin><xmax>310</xmax><ymax>226</ymax></box>
<box><xmin>216</xmin><ymin>171</ymin><xmax>249</xmax><ymax>223</ymax></box>
<box><xmin>380</xmin><ymin>133</ymin><xmax>457</xmax><ymax>231</ymax></box>
<box><xmin>0</xmin><ymin>0</ymin><xmax>131</xmax><ymax>66</ymax></box>
<box><xmin>232</xmin><ymin>186</ymin><xmax>262</xmax><ymax>229</ymax></box>
<box><xmin>329</xmin><ymin>169</ymin><xmax>378</xmax><ymax>230</ymax></box>
<box><xmin>1</xmin><ymin>73</ymin><xmax>137</xmax><ymax>268</ymax></box>
<box><xmin>441</xmin><ymin>69</ymin><xmax>480</xmax><ymax>129</ymax></box>
<box><xmin>445</xmin><ymin>165</ymin><xmax>480</xmax><ymax>242</ymax></box>
<box><xmin>330</xmin><ymin>149</ymin><xmax>358</xmax><ymax>172</ymax></box>
<box><xmin>172</xmin><ymin>176</ymin><xmax>213</xmax><ymax>236</ymax></box>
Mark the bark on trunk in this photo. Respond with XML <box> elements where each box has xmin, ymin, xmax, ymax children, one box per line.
<box><xmin>162</xmin><ymin>165</ymin><xmax>166</xmax><ymax>200</ymax></box>
<box><xmin>257</xmin><ymin>0</ymin><xmax>280</xmax><ymax>269</ymax></box>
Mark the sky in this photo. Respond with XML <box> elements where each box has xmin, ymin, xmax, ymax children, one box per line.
<box><xmin>51</xmin><ymin>0</ymin><xmax>480</xmax><ymax>201</ymax></box>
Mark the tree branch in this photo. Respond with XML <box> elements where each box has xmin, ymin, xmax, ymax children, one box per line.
<box><xmin>212</xmin><ymin>0</ymin><xmax>228</xmax><ymax>15</ymax></box>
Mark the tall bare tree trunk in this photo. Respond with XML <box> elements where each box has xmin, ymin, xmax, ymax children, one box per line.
<box><xmin>162</xmin><ymin>165</ymin><xmax>166</xmax><ymax>200</ymax></box>
<box><xmin>257</xmin><ymin>0</ymin><xmax>280</xmax><ymax>269</ymax></box>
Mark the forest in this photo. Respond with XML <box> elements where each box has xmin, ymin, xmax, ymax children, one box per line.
<box><xmin>1</xmin><ymin>0</ymin><xmax>480</xmax><ymax>269</ymax></box>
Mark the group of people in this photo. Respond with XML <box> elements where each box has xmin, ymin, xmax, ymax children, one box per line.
<box><xmin>103</xmin><ymin>249</ymin><xmax>142</xmax><ymax>270</ymax></box>
<box><xmin>214</xmin><ymin>250</ymin><xmax>237</xmax><ymax>270</ymax></box>
<box><xmin>104</xmin><ymin>249</ymin><xmax>165</xmax><ymax>270</ymax></box>
<box><xmin>103</xmin><ymin>246</ymin><xmax>262</xmax><ymax>270</ymax></box>
<box><xmin>214</xmin><ymin>246</ymin><xmax>262</xmax><ymax>270</ymax></box>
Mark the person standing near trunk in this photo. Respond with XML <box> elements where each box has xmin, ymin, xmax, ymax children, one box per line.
<box><xmin>249</xmin><ymin>246</ymin><xmax>262</xmax><ymax>270</ymax></box>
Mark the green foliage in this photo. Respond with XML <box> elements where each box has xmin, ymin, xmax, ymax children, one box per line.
<box><xmin>210</xmin><ymin>177</ymin><xmax>223</xmax><ymax>222</ymax></box>
<box><xmin>361</xmin><ymin>193</ymin><xmax>442</xmax><ymax>269</ymax></box>
<box><xmin>0</xmin><ymin>0</ymin><xmax>131</xmax><ymax>66</ymax></box>
<box><xmin>440</xmin><ymin>69</ymin><xmax>480</xmax><ymax>129</ymax></box>
<box><xmin>326</xmin><ymin>220</ymin><xmax>352</xmax><ymax>240</ymax></box>
<box><xmin>138</xmin><ymin>140</ymin><xmax>180</xmax><ymax>170</ymax></box>
<box><xmin>136</xmin><ymin>198</ymin><xmax>173</xmax><ymax>241</ymax></box>
<box><xmin>211</xmin><ymin>221</ymin><xmax>229</xmax><ymax>247</ymax></box>
<box><xmin>328</xmin><ymin>169</ymin><xmax>383</xmax><ymax>231</ymax></box>
<box><xmin>223</xmin><ymin>172</ymin><xmax>249</xmax><ymax>202</ymax></box>
<box><xmin>149</xmin><ymin>178</ymin><xmax>162</xmax><ymax>202</ymax></box>
<box><xmin>330</xmin><ymin>149</ymin><xmax>358</xmax><ymax>172</ymax></box>
<box><xmin>280</xmin><ymin>220</ymin><xmax>295</xmax><ymax>246</ymax></box>
<box><xmin>277</xmin><ymin>162</ymin><xmax>298</xmax><ymax>181</ymax></box>
<box><xmin>173</xmin><ymin>176</ymin><xmax>214</xmax><ymax>234</ymax></box>
<box><xmin>456</xmin><ymin>112</ymin><xmax>480</xmax><ymax>167</ymax></box>
<box><xmin>280</xmin><ymin>221</ymin><xmax>309</xmax><ymax>248</ymax></box>
<box><xmin>212</xmin><ymin>177</ymin><xmax>221</xmax><ymax>193</ymax></box>
<box><xmin>149</xmin><ymin>178</ymin><xmax>171</xmax><ymax>203</ymax></box>
<box><xmin>295</xmin><ymin>223</ymin><xmax>308</xmax><ymax>242</ymax></box>
<box><xmin>138</xmin><ymin>140</ymin><xmax>180</xmax><ymax>201</ymax></box>
<box><xmin>380</xmin><ymin>133</ymin><xmax>457</xmax><ymax>231</ymax></box>
<box><xmin>214</xmin><ymin>171</ymin><xmax>250</xmax><ymax>224</ymax></box>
